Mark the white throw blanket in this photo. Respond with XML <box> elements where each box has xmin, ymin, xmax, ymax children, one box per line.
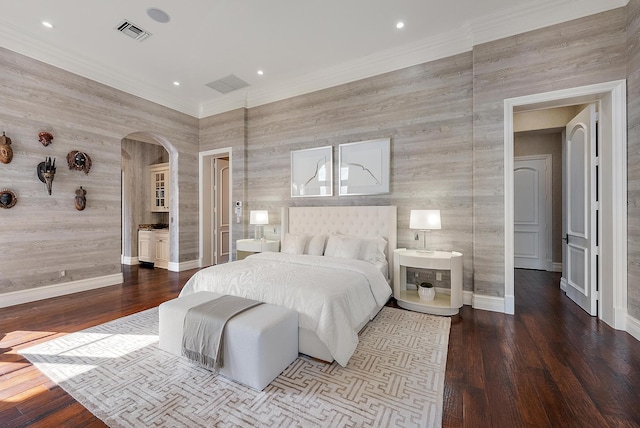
<box><xmin>180</xmin><ymin>252</ymin><xmax>392</xmax><ymax>366</ymax></box>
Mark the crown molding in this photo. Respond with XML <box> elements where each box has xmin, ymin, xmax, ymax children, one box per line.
<box><xmin>470</xmin><ymin>0</ymin><xmax>629</xmax><ymax>45</ymax></box>
<box><xmin>199</xmin><ymin>28</ymin><xmax>473</xmax><ymax>118</ymax></box>
<box><xmin>0</xmin><ymin>0</ymin><xmax>628</xmax><ymax>120</ymax></box>
<box><xmin>0</xmin><ymin>19</ymin><xmax>199</xmax><ymax>117</ymax></box>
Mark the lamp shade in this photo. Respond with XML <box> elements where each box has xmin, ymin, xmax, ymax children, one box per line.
<box><xmin>249</xmin><ymin>210</ymin><xmax>269</xmax><ymax>225</ymax></box>
<box><xmin>409</xmin><ymin>210</ymin><xmax>441</xmax><ymax>230</ymax></box>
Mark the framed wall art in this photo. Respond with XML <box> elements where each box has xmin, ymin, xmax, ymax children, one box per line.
<box><xmin>290</xmin><ymin>146</ymin><xmax>333</xmax><ymax>197</ymax></box>
<box><xmin>339</xmin><ymin>138</ymin><xmax>390</xmax><ymax>196</ymax></box>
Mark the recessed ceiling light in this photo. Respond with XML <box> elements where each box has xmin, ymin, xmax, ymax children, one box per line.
<box><xmin>173</xmin><ymin>81</ymin><xmax>180</xmax><ymax>86</ymax></box>
<box><xmin>147</xmin><ymin>8</ymin><xmax>170</xmax><ymax>24</ymax></box>
<box><xmin>42</xmin><ymin>21</ymin><xmax>54</xmax><ymax>29</ymax></box>
<box><xmin>396</xmin><ymin>21</ymin><xmax>405</xmax><ymax>29</ymax></box>
<box><xmin>257</xmin><ymin>70</ymin><xmax>264</xmax><ymax>76</ymax></box>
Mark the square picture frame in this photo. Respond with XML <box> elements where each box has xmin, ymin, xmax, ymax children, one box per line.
<box><xmin>339</xmin><ymin>138</ymin><xmax>390</xmax><ymax>196</ymax></box>
<box><xmin>290</xmin><ymin>146</ymin><xmax>333</xmax><ymax>197</ymax></box>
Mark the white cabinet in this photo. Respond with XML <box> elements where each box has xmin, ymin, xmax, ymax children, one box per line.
<box><xmin>138</xmin><ymin>229</ymin><xmax>169</xmax><ymax>269</ymax></box>
<box><xmin>236</xmin><ymin>239</ymin><xmax>280</xmax><ymax>261</ymax></box>
<box><xmin>393</xmin><ymin>249</ymin><xmax>463</xmax><ymax>316</ymax></box>
<box><xmin>154</xmin><ymin>230</ymin><xmax>169</xmax><ymax>269</ymax></box>
<box><xmin>150</xmin><ymin>163</ymin><xmax>169</xmax><ymax>212</ymax></box>
<box><xmin>138</xmin><ymin>230</ymin><xmax>155</xmax><ymax>263</ymax></box>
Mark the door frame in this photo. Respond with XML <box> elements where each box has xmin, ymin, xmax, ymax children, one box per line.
<box><xmin>514</xmin><ymin>154</ymin><xmax>552</xmax><ymax>271</ymax></box>
<box><xmin>199</xmin><ymin>148</ymin><xmax>233</xmax><ymax>267</ymax></box>
<box><xmin>504</xmin><ymin>80</ymin><xmax>627</xmax><ymax>330</ymax></box>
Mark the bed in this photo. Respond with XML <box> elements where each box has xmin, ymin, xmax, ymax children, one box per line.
<box><xmin>180</xmin><ymin>205</ymin><xmax>397</xmax><ymax>366</ymax></box>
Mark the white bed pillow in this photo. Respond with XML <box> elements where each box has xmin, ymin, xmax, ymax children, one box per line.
<box><xmin>305</xmin><ymin>234</ymin><xmax>327</xmax><ymax>256</ymax></box>
<box><xmin>281</xmin><ymin>233</ymin><xmax>307</xmax><ymax>254</ymax></box>
<box><xmin>340</xmin><ymin>234</ymin><xmax>387</xmax><ymax>264</ymax></box>
<box><xmin>324</xmin><ymin>235</ymin><xmax>362</xmax><ymax>259</ymax></box>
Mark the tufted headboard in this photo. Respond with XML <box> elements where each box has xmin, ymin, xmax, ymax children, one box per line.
<box><xmin>281</xmin><ymin>205</ymin><xmax>397</xmax><ymax>281</ymax></box>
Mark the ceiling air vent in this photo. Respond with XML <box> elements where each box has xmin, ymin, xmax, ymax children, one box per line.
<box><xmin>115</xmin><ymin>20</ymin><xmax>151</xmax><ymax>41</ymax></box>
<box><xmin>206</xmin><ymin>75</ymin><xmax>250</xmax><ymax>94</ymax></box>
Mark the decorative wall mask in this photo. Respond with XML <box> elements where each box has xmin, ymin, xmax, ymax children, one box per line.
<box><xmin>38</xmin><ymin>131</ymin><xmax>54</xmax><ymax>147</ymax></box>
<box><xmin>75</xmin><ymin>186</ymin><xmax>87</xmax><ymax>211</ymax></box>
<box><xmin>0</xmin><ymin>189</ymin><xmax>17</xmax><ymax>209</ymax></box>
<box><xmin>0</xmin><ymin>132</ymin><xmax>13</xmax><ymax>164</ymax></box>
<box><xmin>67</xmin><ymin>150</ymin><xmax>92</xmax><ymax>174</ymax></box>
<box><xmin>37</xmin><ymin>157</ymin><xmax>56</xmax><ymax>195</ymax></box>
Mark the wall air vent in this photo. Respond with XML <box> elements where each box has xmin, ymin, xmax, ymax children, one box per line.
<box><xmin>206</xmin><ymin>75</ymin><xmax>250</xmax><ymax>94</ymax></box>
<box><xmin>115</xmin><ymin>20</ymin><xmax>151</xmax><ymax>41</ymax></box>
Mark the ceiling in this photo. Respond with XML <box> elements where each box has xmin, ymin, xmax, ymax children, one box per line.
<box><xmin>0</xmin><ymin>0</ymin><xmax>627</xmax><ymax>118</ymax></box>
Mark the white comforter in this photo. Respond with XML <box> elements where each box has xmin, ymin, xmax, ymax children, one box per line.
<box><xmin>180</xmin><ymin>252</ymin><xmax>392</xmax><ymax>366</ymax></box>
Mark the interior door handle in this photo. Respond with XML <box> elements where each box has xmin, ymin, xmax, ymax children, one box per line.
<box><xmin>562</xmin><ymin>233</ymin><xmax>569</xmax><ymax>243</ymax></box>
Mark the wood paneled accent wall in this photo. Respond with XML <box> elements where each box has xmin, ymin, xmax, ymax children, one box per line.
<box><xmin>0</xmin><ymin>46</ymin><xmax>199</xmax><ymax>294</ymax></box>
<box><xmin>472</xmin><ymin>8</ymin><xmax>627</xmax><ymax>296</ymax></box>
<box><xmin>199</xmin><ymin>108</ymin><xmax>248</xmax><ymax>253</ymax></box>
<box><xmin>244</xmin><ymin>53</ymin><xmax>475</xmax><ymax>291</ymax></box>
<box><xmin>627</xmin><ymin>0</ymin><xmax>640</xmax><ymax>319</ymax></box>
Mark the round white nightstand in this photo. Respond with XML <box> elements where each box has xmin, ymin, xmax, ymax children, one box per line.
<box><xmin>392</xmin><ymin>249</ymin><xmax>463</xmax><ymax>315</ymax></box>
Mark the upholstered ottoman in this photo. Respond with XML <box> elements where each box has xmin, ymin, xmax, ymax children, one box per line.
<box><xmin>159</xmin><ymin>291</ymin><xmax>298</xmax><ymax>391</ymax></box>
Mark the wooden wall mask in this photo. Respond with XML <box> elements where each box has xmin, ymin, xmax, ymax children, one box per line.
<box><xmin>0</xmin><ymin>189</ymin><xmax>17</xmax><ymax>209</ymax></box>
<box><xmin>38</xmin><ymin>131</ymin><xmax>54</xmax><ymax>147</ymax></box>
<box><xmin>0</xmin><ymin>132</ymin><xmax>13</xmax><ymax>164</ymax></box>
<box><xmin>67</xmin><ymin>150</ymin><xmax>92</xmax><ymax>174</ymax></box>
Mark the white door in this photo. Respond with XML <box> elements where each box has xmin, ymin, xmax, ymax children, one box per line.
<box><xmin>562</xmin><ymin>104</ymin><xmax>598</xmax><ymax>316</ymax></box>
<box><xmin>214</xmin><ymin>158</ymin><xmax>230</xmax><ymax>264</ymax></box>
<box><xmin>514</xmin><ymin>157</ymin><xmax>548</xmax><ymax>270</ymax></box>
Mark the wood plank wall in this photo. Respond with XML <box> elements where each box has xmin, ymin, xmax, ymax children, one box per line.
<box><xmin>199</xmin><ymin>108</ymin><xmax>248</xmax><ymax>255</ymax></box>
<box><xmin>244</xmin><ymin>53</ymin><xmax>475</xmax><ymax>290</ymax></box>
<box><xmin>2</xmin><ymin>1</ymin><xmax>639</xmax><ymax>315</ymax></box>
<box><xmin>0</xmin><ymin>46</ymin><xmax>199</xmax><ymax>294</ymax></box>
<box><xmin>628</xmin><ymin>0</ymin><xmax>640</xmax><ymax>319</ymax></box>
<box><xmin>471</xmin><ymin>8</ymin><xmax>627</xmax><ymax>296</ymax></box>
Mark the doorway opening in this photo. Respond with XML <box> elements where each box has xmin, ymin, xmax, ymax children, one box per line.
<box><xmin>504</xmin><ymin>80</ymin><xmax>627</xmax><ymax>330</ymax></box>
<box><xmin>199</xmin><ymin>148</ymin><xmax>233</xmax><ymax>267</ymax></box>
<box><xmin>121</xmin><ymin>132</ymin><xmax>177</xmax><ymax>270</ymax></box>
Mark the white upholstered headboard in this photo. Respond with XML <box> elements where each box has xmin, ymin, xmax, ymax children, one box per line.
<box><xmin>281</xmin><ymin>205</ymin><xmax>397</xmax><ymax>280</ymax></box>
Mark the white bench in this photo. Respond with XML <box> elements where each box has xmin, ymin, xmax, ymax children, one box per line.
<box><xmin>159</xmin><ymin>291</ymin><xmax>298</xmax><ymax>391</ymax></box>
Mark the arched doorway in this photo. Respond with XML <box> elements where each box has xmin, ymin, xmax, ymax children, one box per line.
<box><xmin>121</xmin><ymin>132</ymin><xmax>179</xmax><ymax>270</ymax></box>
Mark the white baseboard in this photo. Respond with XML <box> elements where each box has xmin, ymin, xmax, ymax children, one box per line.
<box><xmin>0</xmin><ymin>273</ymin><xmax>123</xmax><ymax>308</ymax></box>
<box><xmin>121</xmin><ymin>255</ymin><xmax>139</xmax><ymax>265</ymax></box>
<box><xmin>168</xmin><ymin>259</ymin><xmax>200</xmax><ymax>272</ymax></box>
<box><xmin>472</xmin><ymin>294</ymin><xmax>507</xmax><ymax>313</ymax></box>
<box><xmin>463</xmin><ymin>290</ymin><xmax>473</xmax><ymax>306</ymax></box>
<box><xmin>550</xmin><ymin>262</ymin><xmax>563</xmax><ymax>272</ymax></box>
<box><xmin>626</xmin><ymin>314</ymin><xmax>640</xmax><ymax>342</ymax></box>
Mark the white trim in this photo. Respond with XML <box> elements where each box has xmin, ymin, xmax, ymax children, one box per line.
<box><xmin>0</xmin><ymin>1</ymin><xmax>626</xmax><ymax>119</ymax></box>
<box><xmin>463</xmin><ymin>290</ymin><xmax>474</xmax><ymax>306</ymax></box>
<box><xmin>504</xmin><ymin>80</ymin><xmax>627</xmax><ymax>329</ymax></box>
<box><xmin>199</xmin><ymin>148</ymin><xmax>233</xmax><ymax>268</ymax></box>
<box><xmin>626</xmin><ymin>314</ymin><xmax>640</xmax><ymax>342</ymax></box>
<box><xmin>472</xmin><ymin>294</ymin><xmax>507</xmax><ymax>313</ymax></box>
<box><xmin>470</xmin><ymin>0</ymin><xmax>629</xmax><ymax>46</ymax></box>
<box><xmin>550</xmin><ymin>262</ymin><xmax>563</xmax><ymax>272</ymax></box>
<box><xmin>121</xmin><ymin>255</ymin><xmax>139</xmax><ymax>265</ymax></box>
<box><xmin>168</xmin><ymin>260</ymin><xmax>200</xmax><ymax>272</ymax></box>
<box><xmin>0</xmin><ymin>273</ymin><xmax>123</xmax><ymax>308</ymax></box>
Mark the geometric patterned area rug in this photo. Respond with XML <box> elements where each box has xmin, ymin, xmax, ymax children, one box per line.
<box><xmin>20</xmin><ymin>306</ymin><xmax>451</xmax><ymax>428</ymax></box>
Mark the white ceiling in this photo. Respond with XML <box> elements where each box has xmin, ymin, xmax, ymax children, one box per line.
<box><xmin>0</xmin><ymin>0</ymin><xmax>627</xmax><ymax>118</ymax></box>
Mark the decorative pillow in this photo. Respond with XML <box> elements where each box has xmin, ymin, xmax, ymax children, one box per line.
<box><xmin>281</xmin><ymin>233</ymin><xmax>307</xmax><ymax>254</ymax></box>
<box><xmin>358</xmin><ymin>237</ymin><xmax>386</xmax><ymax>263</ymax></box>
<box><xmin>341</xmin><ymin>234</ymin><xmax>388</xmax><ymax>264</ymax></box>
<box><xmin>305</xmin><ymin>234</ymin><xmax>327</xmax><ymax>256</ymax></box>
<box><xmin>324</xmin><ymin>235</ymin><xmax>362</xmax><ymax>259</ymax></box>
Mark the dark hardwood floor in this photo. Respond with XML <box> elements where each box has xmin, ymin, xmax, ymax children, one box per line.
<box><xmin>1</xmin><ymin>266</ymin><xmax>639</xmax><ymax>427</ymax></box>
